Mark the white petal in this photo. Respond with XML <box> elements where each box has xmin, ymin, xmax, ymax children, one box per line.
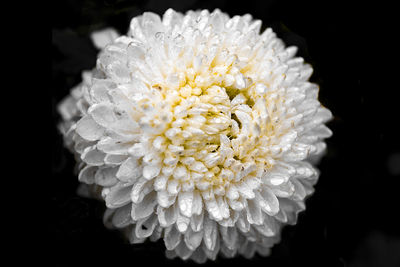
<box><xmin>291</xmin><ymin>178</ymin><xmax>307</xmax><ymax>200</ymax></box>
<box><xmin>176</xmin><ymin>213</ymin><xmax>190</xmax><ymax>233</ymax></box>
<box><xmin>204</xmin><ymin>197</ymin><xmax>222</xmax><ymax>221</ymax></box>
<box><xmin>191</xmin><ymin>190</ymin><xmax>203</xmax><ymax>215</ymax></box>
<box><xmin>103</xmin><ymin>208</ymin><xmax>116</xmax><ymax>229</ymax></box>
<box><xmin>105</xmin><ymin>183</ymin><xmax>133</xmax><ymax>208</ymax></box>
<box><xmin>104</xmin><ymin>154</ymin><xmax>128</xmax><ymax>165</ymax></box>
<box><xmin>164</xmin><ymin>225</ymin><xmax>182</xmax><ymax>250</ymax></box>
<box><xmin>203</xmin><ymin>232</ymin><xmax>220</xmax><ymax>261</ymax></box>
<box><xmin>255</xmin><ymin>215</ymin><xmax>279</xmax><ymax>236</ymax></box>
<box><xmin>131</xmin><ymin>178</ymin><xmax>152</xmax><ymax>203</ymax></box>
<box><xmin>116</xmin><ymin>157</ymin><xmax>141</xmax><ymax>182</ymax></box>
<box><xmin>91</xmin><ymin>28</ymin><xmax>119</xmax><ymax>49</ymax></box>
<box><xmin>129</xmin><ymin>228</ymin><xmax>146</xmax><ymax>244</ymax></box>
<box><xmin>89</xmin><ymin>103</ymin><xmax>116</xmax><ymax>127</ymax></box>
<box><xmin>270</xmin><ymin>181</ymin><xmax>295</xmax><ymax>198</ymax></box>
<box><xmin>279</xmin><ymin>198</ymin><xmax>305</xmax><ymax>225</ymax></box>
<box><xmin>220</xmin><ymin>226</ymin><xmax>238</xmax><ymax>250</ymax></box>
<box><xmin>178</xmin><ymin>191</ymin><xmax>194</xmax><ymax>217</ymax></box>
<box><xmin>157</xmin><ymin>204</ymin><xmax>178</xmax><ymax>227</ymax></box>
<box><xmin>143</xmin><ymin>164</ymin><xmax>161</xmax><ymax>180</ymax></box>
<box><xmin>131</xmin><ymin>191</ymin><xmax>157</xmax><ymax>220</ymax></box>
<box><xmin>111</xmin><ymin>204</ymin><xmax>132</xmax><ymax>228</ymax></box>
<box><xmin>184</xmin><ymin>228</ymin><xmax>203</xmax><ymax>251</ymax></box>
<box><xmin>257</xmin><ymin>187</ymin><xmax>279</xmax><ymax>216</ymax></box>
<box><xmin>78</xmin><ymin>166</ymin><xmax>96</xmax><ymax>184</ymax></box>
<box><xmin>128</xmin><ymin>143</ymin><xmax>146</xmax><ymax>158</ymax></box>
<box><xmin>165</xmin><ymin>249</ymin><xmax>177</xmax><ymax>260</ymax></box>
<box><xmin>157</xmin><ymin>190</ymin><xmax>175</xmax><ymax>208</ymax></box>
<box><xmin>174</xmin><ymin>241</ymin><xmax>193</xmax><ymax>260</ymax></box>
<box><xmin>236</xmin><ymin>211</ymin><xmax>250</xmax><ymax>233</ymax></box>
<box><xmin>246</xmin><ymin>198</ymin><xmax>263</xmax><ymax>225</ymax></box>
<box><xmin>154</xmin><ymin>175</ymin><xmax>169</xmax><ymax>191</ymax></box>
<box><xmin>95</xmin><ymin>167</ymin><xmax>118</xmax><ymax>186</ymax></box>
<box><xmin>227</xmin><ymin>198</ymin><xmax>245</xmax><ymax>211</ymax></box>
<box><xmin>237</xmin><ymin>180</ymin><xmax>255</xmax><ymax>199</ymax></box>
<box><xmin>167</xmin><ymin>179</ymin><xmax>181</xmax><ymax>195</ymax></box>
<box><xmin>190</xmin><ymin>247</ymin><xmax>207</xmax><ymax>264</ymax></box>
<box><xmin>75</xmin><ymin>115</ymin><xmax>105</xmax><ymax>141</ymax></box>
<box><xmin>190</xmin><ymin>211</ymin><xmax>204</xmax><ymax>232</ymax></box>
<box><xmin>240</xmin><ymin>240</ymin><xmax>257</xmax><ymax>259</ymax></box>
<box><xmin>96</xmin><ymin>137</ymin><xmax>131</xmax><ymax>155</ymax></box>
<box><xmin>226</xmin><ymin>184</ymin><xmax>239</xmax><ymax>200</ymax></box>
<box><xmin>220</xmin><ymin>244</ymin><xmax>237</xmax><ymax>258</ymax></box>
<box><xmin>216</xmin><ymin>196</ymin><xmax>230</xmax><ymax>219</ymax></box>
<box><xmin>57</xmin><ymin>96</ymin><xmax>77</xmax><ymax>121</ymax></box>
<box><xmin>81</xmin><ymin>146</ymin><xmax>105</xmax><ymax>166</ymax></box>
<box><xmin>135</xmin><ymin>214</ymin><xmax>158</xmax><ymax>238</ymax></box>
<box><xmin>254</xmin><ymin>220</ymin><xmax>275</xmax><ymax>237</ymax></box>
<box><xmin>189</xmin><ymin>161</ymin><xmax>208</xmax><ymax>173</ymax></box>
<box><xmin>203</xmin><ymin>216</ymin><xmax>217</xmax><ymax>251</ymax></box>
<box><xmin>149</xmin><ymin>225</ymin><xmax>163</xmax><ymax>242</ymax></box>
<box><xmin>162</xmin><ymin>8</ymin><xmax>182</xmax><ymax>27</ymax></box>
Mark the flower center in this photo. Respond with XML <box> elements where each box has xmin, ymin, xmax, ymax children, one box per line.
<box><xmin>141</xmin><ymin>55</ymin><xmax>277</xmax><ymax>192</ymax></box>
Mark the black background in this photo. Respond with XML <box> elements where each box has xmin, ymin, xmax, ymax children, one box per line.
<box><xmin>50</xmin><ymin>1</ymin><xmax>400</xmax><ymax>267</ymax></box>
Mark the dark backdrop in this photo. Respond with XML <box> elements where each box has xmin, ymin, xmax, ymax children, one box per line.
<box><xmin>51</xmin><ymin>1</ymin><xmax>400</xmax><ymax>267</ymax></box>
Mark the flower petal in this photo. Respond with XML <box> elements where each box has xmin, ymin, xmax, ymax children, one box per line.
<box><xmin>203</xmin><ymin>216</ymin><xmax>217</xmax><ymax>251</ymax></box>
<box><xmin>164</xmin><ymin>225</ymin><xmax>181</xmax><ymax>250</ymax></box>
<box><xmin>257</xmin><ymin>187</ymin><xmax>279</xmax><ymax>216</ymax></box>
<box><xmin>191</xmin><ymin>190</ymin><xmax>203</xmax><ymax>215</ymax></box>
<box><xmin>95</xmin><ymin>167</ymin><xmax>118</xmax><ymax>186</ymax></box>
<box><xmin>176</xmin><ymin>213</ymin><xmax>190</xmax><ymax>233</ymax></box>
<box><xmin>81</xmin><ymin>146</ymin><xmax>105</xmax><ymax>166</ymax></box>
<box><xmin>75</xmin><ymin>115</ymin><xmax>104</xmax><ymax>141</ymax></box>
<box><xmin>116</xmin><ymin>157</ymin><xmax>141</xmax><ymax>182</ymax></box>
<box><xmin>178</xmin><ymin>191</ymin><xmax>194</xmax><ymax>217</ymax></box>
<box><xmin>135</xmin><ymin>213</ymin><xmax>158</xmax><ymax>238</ymax></box>
<box><xmin>131</xmin><ymin>191</ymin><xmax>157</xmax><ymax>220</ymax></box>
<box><xmin>91</xmin><ymin>28</ymin><xmax>119</xmax><ymax>49</ymax></box>
<box><xmin>78</xmin><ymin>166</ymin><xmax>97</xmax><ymax>184</ymax></box>
<box><xmin>105</xmin><ymin>183</ymin><xmax>133</xmax><ymax>208</ymax></box>
<box><xmin>190</xmin><ymin>210</ymin><xmax>204</xmax><ymax>232</ymax></box>
<box><xmin>184</xmin><ymin>228</ymin><xmax>203</xmax><ymax>250</ymax></box>
<box><xmin>111</xmin><ymin>204</ymin><xmax>132</xmax><ymax>228</ymax></box>
<box><xmin>246</xmin><ymin>198</ymin><xmax>263</xmax><ymax>225</ymax></box>
<box><xmin>143</xmin><ymin>164</ymin><xmax>161</xmax><ymax>180</ymax></box>
<box><xmin>157</xmin><ymin>204</ymin><xmax>178</xmax><ymax>227</ymax></box>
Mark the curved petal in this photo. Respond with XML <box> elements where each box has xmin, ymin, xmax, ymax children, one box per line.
<box><xmin>157</xmin><ymin>204</ymin><xmax>178</xmax><ymax>227</ymax></box>
<box><xmin>105</xmin><ymin>183</ymin><xmax>133</xmax><ymax>208</ymax></box>
<box><xmin>78</xmin><ymin>165</ymin><xmax>96</xmax><ymax>184</ymax></box>
<box><xmin>203</xmin><ymin>216</ymin><xmax>217</xmax><ymax>251</ymax></box>
<box><xmin>184</xmin><ymin>228</ymin><xmax>203</xmax><ymax>251</ymax></box>
<box><xmin>91</xmin><ymin>28</ymin><xmax>119</xmax><ymax>49</ymax></box>
<box><xmin>131</xmin><ymin>191</ymin><xmax>157</xmax><ymax>220</ymax></box>
<box><xmin>164</xmin><ymin>224</ymin><xmax>182</xmax><ymax>250</ymax></box>
<box><xmin>95</xmin><ymin>167</ymin><xmax>118</xmax><ymax>186</ymax></box>
<box><xmin>246</xmin><ymin>198</ymin><xmax>263</xmax><ymax>225</ymax></box>
<box><xmin>178</xmin><ymin>191</ymin><xmax>194</xmax><ymax>217</ymax></box>
<box><xmin>75</xmin><ymin>115</ymin><xmax>105</xmax><ymax>141</ymax></box>
<box><xmin>112</xmin><ymin>204</ymin><xmax>132</xmax><ymax>228</ymax></box>
<box><xmin>135</xmin><ymin>213</ymin><xmax>158</xmax><ymax>238</ymax></box>
<box><xmin>257</xmin><ymin>187</ymin><xmax>279</xmax><ymax>216</ymax></box>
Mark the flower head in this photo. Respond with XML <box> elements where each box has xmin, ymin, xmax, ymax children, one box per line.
<box><xmin>58</xmin><ymin>8</ymin><xmax>332</xmax><ymax>263</ymax></box>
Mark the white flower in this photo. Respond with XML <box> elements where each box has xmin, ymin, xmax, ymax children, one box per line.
<box><xmin>58</xmin><ymin>9</ymin><xmax>332</xmax><ymax>263</ymax></box>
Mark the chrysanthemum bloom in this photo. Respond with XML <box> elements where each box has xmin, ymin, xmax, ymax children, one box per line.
<box><xmin>58</xmin><ymin>8</ymin><xmax>332</xmax><ymax>263</ymax></box>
